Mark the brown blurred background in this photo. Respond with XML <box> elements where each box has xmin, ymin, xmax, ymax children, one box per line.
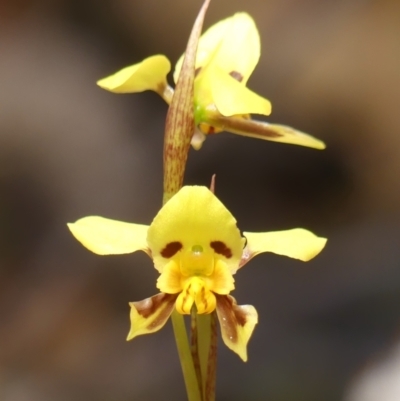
<box><xmin>1</xmin><ymin>0</ymin><xmax>400</xmax><ymax>400</ymax></box>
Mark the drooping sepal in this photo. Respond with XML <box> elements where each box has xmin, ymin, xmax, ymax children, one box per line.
<box><xmin>215</xmin><ymin>294</ymin><xmax>258</xmax><ymax>362</ymax></box>
<box><xmin>209</xmin><ymin>115</ymin><xmax>326</xmax><ymax>150</ymax></box>
<box><xmin>97</xmin><ymin>55</ymin><xmax>171</xmax><ymax>94</ymax></box>
<box><xmin>127</xmin><ymin>293</ymin><xmax>177</xmax><ymax>340</ymax></box>
<box><xmin>241</xmin><ymin>228</ymin><xmax>327</xmax><ymax>267</ymax></box>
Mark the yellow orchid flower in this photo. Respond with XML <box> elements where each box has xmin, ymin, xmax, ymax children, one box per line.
<box><xmin>98</xmin><ymin>13</ymin><xmax>325</xmax><ymax>151</ymax></box>
<box><xmin>68</xmin><ymin>186</ymin><xmax>326</xmax><ymax>361</ymax></box>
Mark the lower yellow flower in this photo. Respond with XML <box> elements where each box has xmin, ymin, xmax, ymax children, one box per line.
<box><xmin>68</xmin><ymin>186</ymin><xmax>326</xmax><ymax>361</ymax></box>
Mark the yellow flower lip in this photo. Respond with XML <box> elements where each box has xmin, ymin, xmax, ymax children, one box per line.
<box><xmin>68</xmin><ymin>185</ymin><xmax>327</xmax><ymax>360</ymax></box>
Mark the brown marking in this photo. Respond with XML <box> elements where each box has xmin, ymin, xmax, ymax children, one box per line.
<box><xmin>215</xmin><ymin>295</ymin><xmax>238</xmax><ymax>342</ymax></box>
<box><xmin>229</xmin><ymin>70</ymin><xmax>244</xmax><ymax>82</ymax></box>
<box><xmin>210</xmin><ymin>241</ymin><xmax>232</xmax><ymax>258</ymax></box>
<box><xmin>146</xmin><ymin>295</ymin><xmax>177</xmax><ymax>330</ymax></box>
<box><xmin>195</xmin><ymin>67</ymin><xmax>202</xmax><ymax>77</ymax></box>
<box><xmin>130</xmin><ymin>294</ymin><xmax>177</xmax><ymax>330</ymax></box>
<box><xmin>210</xmin><ymin>115</ymin><xmax>283</xmax><ymax>138</ymax></box>
<box><xmin>233</xmin><ymin>303</ymin><xmax>247</xmax><ymax>327</ymax></box>
<box><xmin>201</xmin><ymin>286</ymin><xmax>207</xmax><ymax>311</ymax></box>
<box><xmin>182</xmin><ymin>294</ymin><xmax>190</xmax><ymax>313</ymax></box>
<box><xmin>207</xmin><ymin>126</ymin><xmax>216</xmax><ymax>134</ymax></box>
<box><xmin>215</xmin><ymin>295</ymin><xmax>248</xmax><ymax>344</ymax></box>
<box><xmin>133</xmin><ymin>294</ymin><xmax>162</xmax><ymax>318</ymax></box>
<box><xmin>132</xmin><ymin>293</ymin><xmax>174</xmax><ymax>319</ymax></box>
<box><xmin>160</xmin><ymin>241</ymin><xmax>182</xmax><ymax>258</ymax></box>
<box><xmin>209</xmin><ymin>174</ymin><xmax>216</xmax><ymax>194</ymax></box>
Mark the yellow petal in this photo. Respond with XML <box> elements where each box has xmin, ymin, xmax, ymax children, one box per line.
<box><xmin>209</xmin><ymin>115</ymin><xmax>326</xmax><ymax>150</ymax></box>
<box><xmin>67</xmin><ymin>216</ymin><xmax>149</xmax><ymax>255</ymax></box>
<box><xmin>207</xmin><ymin>259</ymin><xmax>235</xmax><ymax>295</ymax></box>
<box><xmin>156</xmin><ymin>260</ymin><xmax>182</xmax><ymax>292</ymax></box>
<box><xmin>147</xmin><ymin>186</ymin><xmax>245</xmax><ymax>273</ymax></box>
<box><xmin>208</xmin><ymin>67</ymin><xmax>271</xmax><ymax>116</ymax></box>
<box><xmin>242</xmin><ymin>228</ymin><xmax>327</xmax><ymax>265</ymax></box>
<box><xmin>174</xmin><ymin>13</ymin><xmax>259</xmax><ymax>85</ymax></box>
<box><xmin>215</xmin><ymin>295</ymin><xmax>258</xmax><ymax>362</ymax></box>
<box><xmin>97</xmin><ymin>55</ymin><xmax>171</xmax><ymax>94</ymax></box>
<box><xmin>127</xmin><ymin>293</ymin><xmax>177</xmax><ymax>340</ymax></box>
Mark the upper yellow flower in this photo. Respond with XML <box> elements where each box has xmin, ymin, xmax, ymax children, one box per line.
<box><xmin>68</xmin><ymin>186</ymin><xmax>326</xmax><ymax>361</ymax></box>
<box><xmin>97</xmin><ymin>13</ymin><xmax>325</xmax><ymax>150</ymax></box>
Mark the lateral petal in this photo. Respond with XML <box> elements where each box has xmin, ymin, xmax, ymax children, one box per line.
<box><xmin>242</xmin><ymin>228</ymin><xmax>327</xmax><ymax>265</ymax></box>
<box><xmin>156</xmin><ymin>260</ymin><xmax>183</xmax><ymax>292</ymax></box>
<box><xmin>215</xmin><ymin>295</ymin><xmax>258</xmax><ymax>362</ymax></box>
<box><xmin>67</xmin><ymin>216</ymin><xmax>149</xmax><ymax>256</ymax></box>
<box><xmin>127</xmin><ymin>293</ymin><xmax>177</xmax><ymax>340</ymax></box>
<box><xmin>208</xmin><ymin>259</ymin><xmax>235</xmax><ymax>294</ymax></box>
<box><xmin>97</xmin><ymin>55</ymin><xmax>171</xmax><ymax>94</ymax></box>
<box><xmin>209</xmin><ymin>67</ymin><xmax>271</xmax><ymax>116</ymax></box>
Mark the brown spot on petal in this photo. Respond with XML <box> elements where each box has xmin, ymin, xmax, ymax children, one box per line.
<box><xmin>133</xmin><ymin>293</ymin><xmax>176</xmax><ymax>319</ymax></box>
<box><xmin>161</xmin><ymin>241</ymin><xmax>182</xmax><ymax>258</ymax></box>
<box><xmin>210</xmin><ymin>241</ymin><xmax>232</xmax><ymax>258</ymax></box>
<box><xmin>201</xmin><ymin>286</ymin><xmax>207</xmax><ymax>311</ymax></box>
<box><xmin>207</xmin><ymin>126</ymin><xmax>216</xmax><ymax>134</ymax></box>
<box><xmin>229</xmin><ymin>71</ymin><xmax>244</xmax><ymax>82</ymax></box>
<box><xmin>195</xmin><ymin>67</ymin><xmax>202</xmax><ymax>77</ymax></box>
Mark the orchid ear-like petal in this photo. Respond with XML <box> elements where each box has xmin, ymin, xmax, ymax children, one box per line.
<box><xmin>68</xmin><ymin>216</ymin><xmax>150</xmax><ymax>256</ymax></box>
<box><xmin>127</xmin><ymin>293</ymin><xmax>177</xmax><ymax>340</ymax></box>
<box><xmin>216</xmin><ymin>295</ymin><xmax>258</xmax><ymax>362</ymax></box>
<box><xmin>156</xmin><ymin>260</ymin><xmax>182</xmax><ymax>292</ymax></box>
<box><xmin>97</xmin><ymin>55</ymin><xmax>171</xmax><ymax>94</ymax></box>
<box><xmin>174</xmin><ymin>13</ymin><xmax>259</xmax><ymax>85</ymax></box>
<box><xmin>242</xmin><ymin>228</ymin><xmax>327</xmax><ymax>266</ymax></box>
<box><xmin>209</xmin><ymin>67</ymin><xmax>271</xmax><ymax>116</ymax></box>
<box><xmin>147</xmin><ymin>186</ymin><xmax>245</xmax><ymax>273</ymax></box>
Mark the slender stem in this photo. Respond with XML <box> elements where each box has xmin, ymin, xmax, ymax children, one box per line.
<box><xmin>190</xmin><ymin>309</ymin><xmax>204</xmax><ymax>400</ymax></box>
<box><xmin>196</xmin><ymin>314</ymin><xmax>211</xmax><ymax>393</ymax></box>
<box><xmin>205</xmin><ymin>312</ymin><xmax>217</xmax><ymax>401</ymax></box>
<box><xmin>196</xmin><ymin>313</ymin><xmax>217</xmax><ymax>401</ymax></box>
<box><xmin>171</xmin><ymin>311</ymin><xmax>202</xmax><ymax>401</ymax></box>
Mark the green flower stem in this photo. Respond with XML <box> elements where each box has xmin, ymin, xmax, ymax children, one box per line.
<box><xmin>205</xmin><ymin>313</ymin><xmax>217</xmax><ymax>401</ymax></box>
<box><xmin>171</xmin><ymin>310</ymin><xmax>202</xmax><ymax>401</ymax></box>
<box><xmin>191</xmin><ymin>309</ymin><xmax>204</xmax><ymax>399</ymax></box>
<box><xmin>196</xmin><ymin>313</ymin><xmax>217</xmax><ymax>401</ymax></box>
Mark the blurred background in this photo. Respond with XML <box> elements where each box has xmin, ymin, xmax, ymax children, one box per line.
<box><xmin>1</xmin><ymin>0</ymin><xmax>400</xmax><ymax>400</ymax></box>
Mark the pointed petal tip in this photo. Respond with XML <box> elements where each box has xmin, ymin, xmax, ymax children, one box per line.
<box><xmin>216</xmin><ymin>295</ymin><xmax>258</xmax><ymax>362</ymax></box>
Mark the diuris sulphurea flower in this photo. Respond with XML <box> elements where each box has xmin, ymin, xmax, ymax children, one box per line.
<box><xmin>68</xmin><ymin>186</ymin><xmax>326</xmax><ymax>361</ymax></box>
<box><xmin>97</xmin><ymin>13</ymin><xmax>325</xmax><ymax>151</ymax></box>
